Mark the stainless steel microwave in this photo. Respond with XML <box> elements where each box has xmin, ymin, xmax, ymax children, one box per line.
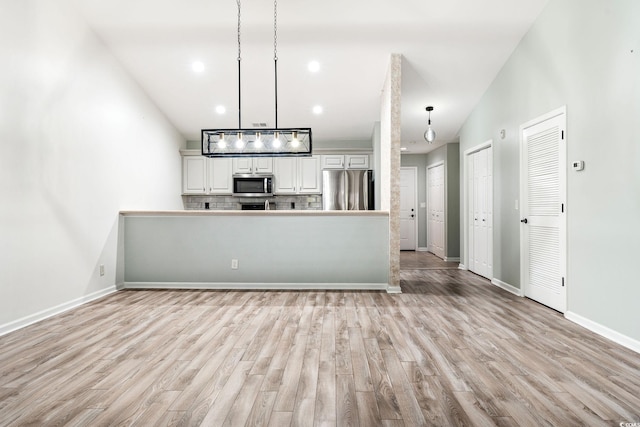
<box><xmin>233</xmin><ymin>175</ymin><xmax>273</xmax><ymax>197</ymax></box>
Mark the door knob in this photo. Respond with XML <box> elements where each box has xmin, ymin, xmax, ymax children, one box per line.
<box><xmin>520</xmin><ymin>218</ymin><xmax>528</xmax><ymax>224</ymax></box>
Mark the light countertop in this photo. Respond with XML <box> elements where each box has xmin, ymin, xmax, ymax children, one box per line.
<box><xmin>120</xmin><ymin>210</ymin><xmax>389</xmax><ymax>217</ymax></box>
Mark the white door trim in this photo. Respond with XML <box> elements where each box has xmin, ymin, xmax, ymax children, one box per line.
<box><xmin>400</xmin><ymin>167</ymin><xmax>418</xmax><ymax>251</ymax></box>
<box><xmin>462</xmin><ymin>140</ymin><xmax>493</xmax><ymax>275</ymax></box>
<box><xmin>519</xmin><ymin>106</ymin><xmax>567</xmax><ymax>312</ymax></box>
<box><xmin>426</xmin><ymin>161</ymin><xmax>445</xmax><ymax>258</ymax></box>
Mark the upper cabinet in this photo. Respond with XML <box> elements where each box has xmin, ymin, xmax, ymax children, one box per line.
<box><xmin>182</xmin><ymin>156</ymin><xmax>207</xmax><ymax>194</ymax></box>
<box><xmin>346</xmin><ymin>154</ymin><xmax>370</xmax><ymax>169</ymax></box>
<box><xmin>182</xmin><ymin>155</ymin><xmax>233</xmax><ymax>195</ymax></box>
<box><xmin>183</xmin><ymin>151</ymin><xmax>368</xmax><ymax>196</ymax></box>
<box><xmin>232</xmin><ymin>157</ymin><xmax>273</xmax><ymax>175</ymax></box>
<box><xmin>321</xmin><ymin>154</ymin><xmax>370</xmax><ymax>170</ymax></box>
<box><xmin>298</xmin><ymin>156</ymin><xmax>322</xmax><ymax>194</ymax></box>
<box><xmin>273</xmin><ymin>158</ymin><xmax>297</xmax><ymax>194</ymax></box>
<box><xmin>321</xmin><ymin>155</ymin><xmax>345</xmax><ymax>169</ymax></box>
<box><xmin>208</xmin><ymin>158</ymin><xmax>233</xmax><ymax>194</ymax></box>
<box><xmin>274</xmin><ymin>155</ymin><xmax>321</xmax><ymax>195</ymax></box>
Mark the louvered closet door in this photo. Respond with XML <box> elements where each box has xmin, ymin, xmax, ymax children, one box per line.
<box><xmin>522</xmin><ymin>113</ymin><xmax>566</xmax><ymax>312</ymax></box>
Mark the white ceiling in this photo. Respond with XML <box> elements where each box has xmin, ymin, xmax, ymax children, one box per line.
<box><xmin>70</xmin><ymin>0</ymin><xmax>548</xmax><ymax>154</ymax></box>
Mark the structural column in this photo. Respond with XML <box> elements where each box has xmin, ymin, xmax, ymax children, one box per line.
<box><xmin>379</xmin><ymin>54</ymin><xmax>402</xmax><ymax>292</ymax></box>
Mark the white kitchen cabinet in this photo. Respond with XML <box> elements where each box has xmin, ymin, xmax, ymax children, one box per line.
<box><xmin>208</xmin><ymin>158</ymin><xmax>233</xmax><ymax>194</ymax></box>
<box><xmin>274</xmin><ymin>157</ymin><xmax>297</xmax><ymax>194</ymax></box>
<box><xmin>321</xmin><ymin>155</ymin><xmax>345</xmax><ymax>169</ymax></box>
<box><xmin>274</xmin><ymin>156</ymin><xmax>321</xmax><ymax>194</ymax></box>
<box><xmin>183</xmin><ymin>156</ymin><xmax>207</xmax><ymax>194</ymax></box>
<box><xmin>253</xmin><ymin>157</ymin><xmax>273</xmax><ymax>174</ymax></box>
<box><xmin>321</xmin><ymin>154</ymin><xmax>370</xmax><ymax>170</ymax></box>
<box><xmin>298</xmin><ymin>156</ymin><xmax>322</xmax><ymax>193</ymax></box>
<box><xmin>232</xmin><ymin>157</ymin><xmax>273</xmax><ymax>175</ymax></box>
<box><xmin>182</xmin><ymin>155</ymin><xmax>233</xmax><ymax>195</ymax></box>
<box><xmin>346</xmin><ymin>154</ymin><xmax>369</xmax><ymax>169</ymax></box>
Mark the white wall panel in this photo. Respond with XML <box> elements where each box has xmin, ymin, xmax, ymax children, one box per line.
<box><xmin>0</xmin><ymin>0</ymin><xmax>184</xmax><ymax>331</ymax></box>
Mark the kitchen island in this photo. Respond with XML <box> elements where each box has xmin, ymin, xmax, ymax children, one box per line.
<box><xmin>118</xmin><ymin>210</ymin><xmax>392</xmax><ymax>291</ymax></box>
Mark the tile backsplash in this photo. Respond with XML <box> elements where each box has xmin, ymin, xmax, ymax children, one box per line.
<box><xmin>183</xmin><ymin>195</ymin><xmax>323</xmax><ymax>210</ymax></box>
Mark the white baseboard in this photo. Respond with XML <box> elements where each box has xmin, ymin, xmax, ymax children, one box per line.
<box><xmin>491</xmin><ymin>278</ymin><xmax>523</xmax><ymax>297</ymax></box>
<box><xmin>386</xmin><ymin>285</ymin><xmax>402</xmax><ymax>294</ymax></box>
<box><xmin>458</xmin><ymin>264</ymin><xmax>467</xmax><ymax>270</ymax></box>
<box><xmin>417</xmin><ymin>247</ymin><xmax>429</xmax><ymax>252</ymax></box>
<box><xmin>123</xmin><ymin>282</ymin><xmax>389</xmax><ymax>291</ymax></box>
<box><xmin>565</xmin><ymin>311</ymin><xmax>640</xmax><ymax>354</ymax></box>
<box><xmin>0</xmin><ymin>286</ymin><xmax>117</xmax><ymax>337</ymax></box>
<box><xmin>444</xmin><ymin>256</ymin><xmax>460</xmax><ymax>262</ymax></box>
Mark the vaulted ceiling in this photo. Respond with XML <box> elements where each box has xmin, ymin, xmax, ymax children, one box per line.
<box><xmin>70</xmin><ymin>0</ymin><xmax>548</xmax><ymax>153</ymax></box>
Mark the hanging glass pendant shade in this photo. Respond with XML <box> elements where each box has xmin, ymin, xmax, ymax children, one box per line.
<box><xmin>424</xmin><ymin>106</ymin><xmax>436</xmax><ymax>143</ymax></box>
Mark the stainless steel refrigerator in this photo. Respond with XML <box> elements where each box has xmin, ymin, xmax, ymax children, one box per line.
<box><xmin>322</xmin><ymin>169</ymin><xmax>374</xmax><ymax>210</ymax></box>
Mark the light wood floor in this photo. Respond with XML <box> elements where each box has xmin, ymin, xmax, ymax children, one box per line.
<box><xmin>400</xmin><ymin>251</ymin><xmax>459</xmax><ymax>270</ymax></box>
<box><xmin>1</xmin><ymin>270</ymin><xmax>639</xmax><ymax>426</ymax></box>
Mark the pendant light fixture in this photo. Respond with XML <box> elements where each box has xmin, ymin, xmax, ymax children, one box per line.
<box><xmin>424</xmin><ymin>106</ymin><xmax>436</xmax><ymax>143</ymax></box>
<box><xmin>202</xmin><ymin>0</ymin><xmax>312</xmax><ymax>157</ymax></box>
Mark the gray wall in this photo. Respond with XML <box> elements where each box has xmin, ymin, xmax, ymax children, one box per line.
<box><xmin>401</xmin><ymin>144</ymin><xmax>460</xmax><ymax>257</ymax></box>
<box><xmin>122</xmin><ymin>214</ymin><xmax>390</xmax><ymax>287</ymax></box>
<box><xmin>459</xmin><ymin>0</ymin><xmax>640</xmax><ymax>342</ymax></box>
<box><xmin>445</xmin><ymin>144</ymin><xmax>460</xmax><ymax>258</ymax></box>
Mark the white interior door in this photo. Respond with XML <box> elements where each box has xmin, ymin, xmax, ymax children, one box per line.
<box><xmin>400</xmin><ymin>168</ymin><xmax>417</xmax><ymax>250</ymax></box>
<box><xmin>427</xmin><ymin>163</ymin><xmax>445</xmax><ymax>259</ymax></box>
<box><xmin>467</xmin><ymin>145</ymin><xmax>493</xmax><ymax>279</ymax></box>
<box><xmin>521</xmin><ymin>109</ymin><xmax>566</xmax><ymax>313</ymax></box>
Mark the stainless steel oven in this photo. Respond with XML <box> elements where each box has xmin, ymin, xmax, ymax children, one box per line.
<box><xmin>233</xmin><ymin>175</ymin><xmax>273</xmax><ymax>197</ymax></box>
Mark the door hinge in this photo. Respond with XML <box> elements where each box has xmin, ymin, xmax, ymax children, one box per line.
<box><xmin>562</xmin><ymin>277</ymin><xmax>565</xmax><ymax>287</ymax></box>
<box><xmin>561</xmin><ymin>130</ymin><xmax>565</xmax><ymax>140</ymax></box>
<box><xmin>561</xmin><ymin>203</ymin><xmax>564</xmax><ymax>213</ymax></box>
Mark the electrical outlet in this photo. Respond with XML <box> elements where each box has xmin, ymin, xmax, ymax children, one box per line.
<box><xmin>231</xmin><ymin>259</ymin><xmax>238</xmax><ymax>269</ymax></box>
<box><xmin>99</xmin><ymin>264</ymin><xmax>105</xmax><ymax>276</ymax></box>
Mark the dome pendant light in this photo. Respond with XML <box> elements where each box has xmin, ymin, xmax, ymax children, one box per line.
<box><xmin>424</xmin><ymin>106</ymin><xmax>436</xmax><ymax>143</ymax></box>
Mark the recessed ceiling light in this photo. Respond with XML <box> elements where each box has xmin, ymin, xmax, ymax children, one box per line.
<box><xmin>192</xmin><ymin>61</ymin><xmax>205</xmax><ymax>73</ymax></box>
<box><xmin>215</xmin><ymin>105</ymin><xmax>226</xmax><ymax>114</ymax></box>
<box><xmin>401</xmin><ymin>147</ymin><xmax>408</xmax><ymax>151</ymax></box>
<box><xmin>312</xmin><ymin>105</ymin><xmax>323</xmax><ymax>115</ymax></box>
<box><xmin>308</xmin><ymin>60</ymin><xmax>320</xmax><ymax>73</ymax></box>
